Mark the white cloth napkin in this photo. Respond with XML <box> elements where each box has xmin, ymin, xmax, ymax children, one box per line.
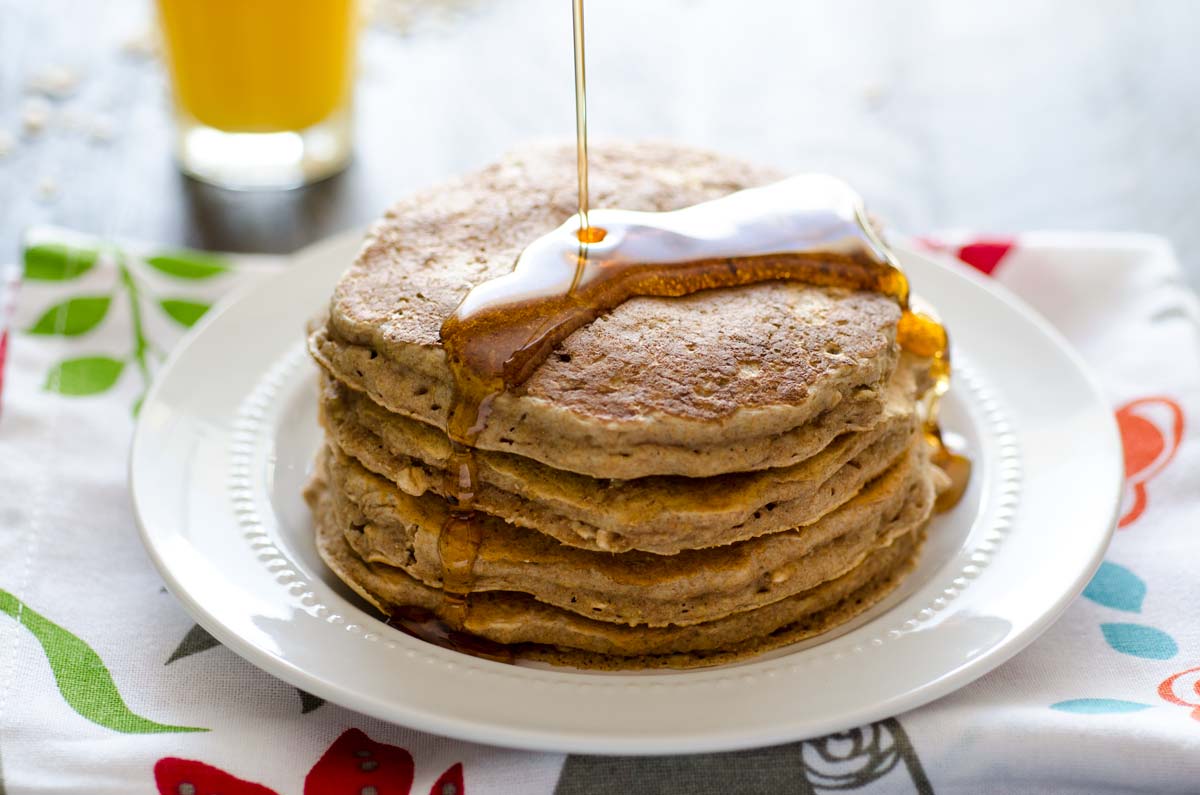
<box><xmin>0</xmin><ymin>228</ymin><xmax>1197</xmax><ymax>794</ymax></box>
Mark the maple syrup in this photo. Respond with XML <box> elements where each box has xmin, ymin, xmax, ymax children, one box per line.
<box><xmin>571</xmin><ymin>0</ymin><xmax>593</xmax><ymax>246</ymax></box>
<box><xmin>420</xmin><ymin>0</ymin><xmax>599</xmax><ymax>638</ymax></box>
<box><xmin>420</xmin><ymin>0</ymin><xmax>969</xmax><ymax>652</ymax></box>
<box><xmin>386</xmin><ymin>605</ymin><xmax>514</xmax><ymax>664</ymax></box>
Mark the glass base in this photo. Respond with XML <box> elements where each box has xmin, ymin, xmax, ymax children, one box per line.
<box><xmin>174</xmin><ymin>110</ymin><xmax>351</xmax><ymax>190</ymax></box>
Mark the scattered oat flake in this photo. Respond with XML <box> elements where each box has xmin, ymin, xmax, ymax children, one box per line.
<box><xmin>861</xmin><ymin>81</ymin><xmax>889</xmax><ymax>109</ymax></box>
<box><xmin>27</xmin><ymin>65</ymin><xmax>80</xmax><ymax>99</ymax></box>
<box><xmin>88</xmin><ymin>114</ymin><xmax>116</xmax><ymax>143</ymax></box>
<box><xmin>121</xmin><ymin>29</ymin><xmax>160</xmax><ymax>59</ymax></box>
<box><xmin>0</xmin><ymin>131</ymin><xmax>15</xmax><ymax>158</ymax></box>
<box><xmin>21</xmin><ymin>98</ymin><xmax>52</xmax><ymax>136</ymax></box>
<box><xmin>365</xmin><ymin>0</ymin><xmax>478</xmax><ymax>34</ymax></box>
<box><xmin>36</xmin><ymin>177</ymin><xmax>60</xmax><ymax>202</ymax></box>
<box><xmin>58</xmin><ymin>108</ymin><xmax>115</xmax><ymax>142</ymax></box>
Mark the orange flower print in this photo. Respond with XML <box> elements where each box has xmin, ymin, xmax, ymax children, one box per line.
<box><xmin>1116</xmin><ymin>397</ymin><xmax>1184</xmax><ymax>528</ymax></box>
<box><xmin>1159</xmin><ymin>666</ymin><xmax>1200</xmax><ymax>720</ymax></box>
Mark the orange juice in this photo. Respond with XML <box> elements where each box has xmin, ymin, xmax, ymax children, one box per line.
<box><xmin>157</xmin><ymin>0</ymin><xmax>358</xmax><ymax>133</ymax></box>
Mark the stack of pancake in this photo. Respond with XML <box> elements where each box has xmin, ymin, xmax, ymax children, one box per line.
<box><xmin>305</xmin><ymin>141</ymin><xmax>948</xmax><ymax>669</ymax></box>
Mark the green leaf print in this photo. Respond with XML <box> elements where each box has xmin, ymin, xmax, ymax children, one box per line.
<box><xmin>24</xmin><ymin>239</ymin><xmax>237</xmax><ymax>412</ymax></box>
<box><xmin>145</xmin><ymin>251</ymin><xmax>229</xmax><ymax>280</ymax></box>
<box><xmin>45</xmin><ymin>356</ymin><xmax>125</xmax><ymax>395</ymax></box>
<box><xmin>158</xmin><ymin>298</ymin><xmax>211</xmax><ymax>328</ymax></box>
<box><xmin>23</xmin><ymin>243</ymin><xmax>99</xmax><ymax>281</ymax></box>
<box><xmin>27</xmin><ymin>296</ymin><xmax>112</xmax><ymax>336</ymax></box>
<box><xmin>0</xmin><ymin>589</ymin><xmax>206</xmax><ymax>733</ymax></box>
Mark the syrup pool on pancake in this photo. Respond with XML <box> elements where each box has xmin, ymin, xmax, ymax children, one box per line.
<box><xmin>439</xmin><ymin>175</ymin><xmax>971</xmax><ymax>504</ymax></box>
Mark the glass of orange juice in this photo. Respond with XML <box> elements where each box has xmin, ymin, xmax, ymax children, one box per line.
<box><xmin>157</xmin><ymin>0</ymin><xmax>359</xmax><ymax>189</ymax></box>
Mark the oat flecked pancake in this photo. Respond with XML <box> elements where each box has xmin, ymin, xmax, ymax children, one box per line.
<box><xmin>318</xmin><ymin>358</ymin><xmax>926</xmax><ymax>553</ymax></box>
<box><xmin>320</xmin><ymin>441</ymin><xmax>935</xmax><ymax>627</ymax></box>
<box><xmin>305</xmin><ymin>140</ymin><xmax>950</xmax><ymax>669</ymax></box>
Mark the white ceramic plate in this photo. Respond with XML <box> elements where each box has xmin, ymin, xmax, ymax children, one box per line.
<box><xmin>131</xmin><ymin>230</ymin><xmax>1122</xmax><ymax>755</ymax></box>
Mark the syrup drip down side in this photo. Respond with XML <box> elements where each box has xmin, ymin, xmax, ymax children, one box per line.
<box><xmin>417</xmin><ymin>175</ymin><xmax>972</xmax><ymax>647</ymax></box>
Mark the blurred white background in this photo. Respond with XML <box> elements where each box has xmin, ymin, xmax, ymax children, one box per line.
<box><xmin>2</xmin><ymin>0</ymin><xmax>1198</xmax><ymax>283</ymax></box>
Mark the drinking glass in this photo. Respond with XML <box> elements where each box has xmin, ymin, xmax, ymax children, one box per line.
<box><xmin>157</xmin><ymin>0</ymin><xmax>359</xmax><ymax>189</ymax></box>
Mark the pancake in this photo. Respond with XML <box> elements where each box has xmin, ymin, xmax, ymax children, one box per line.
<box><xmin>324</xmin><ymin>438</ymin><xmax>934</xmax><ymax>627</ymax></box>
<box><xmin>306</xmin><ymin>140</ymin><xmax>950</xmax><ymax>670</ymax></box>
<box><xmin>319</xmin><ymin>357</ymin><xmax>925</xmax><ymax>553</ymax></box>
<box><xmin>309</xmin><ymin>472</ymin><xmax>927</xmax><ymax>669</ymax></box>
<box><xmin>311</xmin><ymin>141</ymin><xmax>905</xmax><ymax>480</ymax></box>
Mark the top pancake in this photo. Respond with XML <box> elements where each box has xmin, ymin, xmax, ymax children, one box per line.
<box><xmin>317</xmin><ymin>140</ymin><xmax>904</xmax><ymax>479</ymax></box>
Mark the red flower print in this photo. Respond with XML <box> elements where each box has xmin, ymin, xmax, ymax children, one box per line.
<box><xmin>430</xmin><ymin>763</ymin><xmax>464</xmax><ymax>795</ymax></box>
<box><xmin>1159</xmin><ymin>665</ymin><xmax>1200</xmax><ymax>720</ymax></box>
<box><xmin>305</xmin><ymin>727</ymin><xmax>415</xmax><ymax>795</ymax></box>
<box><xmin>954</xmin><ymin>238</ymin><xmax>1014</xmax><ymax>276</ymax></box>
<box><xmin>1116</xmin><ymin>397</ymin><xmax>1184</xmax><ymax>527</ymax></box>
<box><xmin>155</xmin><ymin>728</ymin><xmax>458</xmax><ymax>794</ymax></box>
<box><xmin>155</xmin><ymin>758</ymin><xmax>280</xmax><ymax>795</ymax></box>
<box><xmin>913</xmin><ymin>236</ymin><xmax>1014</xmax><ymax>276</ymax></box>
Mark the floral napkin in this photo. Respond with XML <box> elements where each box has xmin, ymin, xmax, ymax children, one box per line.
<box><xmin>0</xmin><ymin>228</ymin><xmax>1197</xmax><ymax>794</ymax></box>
